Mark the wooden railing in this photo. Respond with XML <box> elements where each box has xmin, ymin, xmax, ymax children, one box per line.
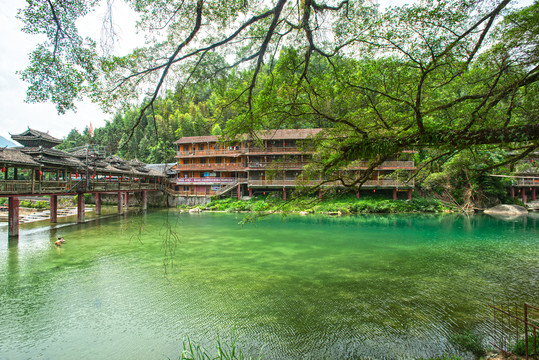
<box><xmin>247</xmin><ymin>179</ymin><xmax>415</xmax><ymax>187</ymax></box>
<box><xmin>0</xmin><ymin>179</ymin><xmax>160</xmax><ymax>195</ymax></box>
<box><xmin>176</xmin><ymin>160</ymin><xmax>415</xmax><ymax>171</ymax></box>
<box><xmin>176</xmin><ymin>177</ymin><xmax>235</xmax><ymax>184</ymax></box>
<box><xmin>176</xmin><ymin>146</ymin><xmax>302</xmax><ymax>158</ymax></box>
<box><xmin>248</xmin><ymin>161</ymin><xmax>309</xmax><ymax>169</ymax></box>
<box><xmin>349</xmin><ymin>160</ymin><xmax>415</xmax><ymax>169</ymax></box>
<box><xmin>176</xmin><ymin>163</ymin><xmax>246</xmax><ymax>170</ymax></box>
<box><xmin>514</xmin><ymin>177</ymin><xmax>539</xmax><ymax>186</ymax></box>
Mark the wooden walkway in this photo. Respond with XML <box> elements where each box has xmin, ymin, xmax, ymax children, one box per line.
<box><xmin>1</xmin><ymin>178</ymin><xmax>164</xmax><ymax>238</ymax></box>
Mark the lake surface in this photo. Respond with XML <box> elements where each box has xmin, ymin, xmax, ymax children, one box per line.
<box><xmin>0</xmin><ymin>210</ymin><xmax>538</xmax><ymax>359</ymax></box>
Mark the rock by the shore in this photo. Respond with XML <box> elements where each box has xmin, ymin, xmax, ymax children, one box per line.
<box><xmin>188</xmin><ymin>208</ymin><xmax>202</xmax><ymax>213</ymax></box>
<box><xmin>484</xmin><ymin>204</ymin><xmax>528</xmax><ymax>216</ymax></box>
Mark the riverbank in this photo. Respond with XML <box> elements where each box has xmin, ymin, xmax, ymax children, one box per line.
<box><xmin>186</xmin><ymin>194</ymin><xmax>449</xmax><ymax>215</ymax></box>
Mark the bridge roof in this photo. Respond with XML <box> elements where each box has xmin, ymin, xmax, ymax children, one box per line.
<box><xmin>0</xmin><ymin>148</ymin><xmax>41</xmax><ymax>166</ymax></box>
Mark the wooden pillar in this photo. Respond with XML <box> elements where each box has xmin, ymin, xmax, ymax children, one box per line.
<box><xmin>8</xmin><ymin>197</ymin><xmax>19</xmax><ymax>238</ymax></box>
<box><xmin>124</xmin><ymin>192</ymin><xmax>129</xmax><ymax>209</ymax></box>
<box><xmin>142</xmin><ymin>190</ymin><xmax>147</xmax><ymax>211</ymax></box>
<box><xmin>319</xmin><ymin>189</ymin><xmax>322</xmax><ymax>200</ymax></box>
<box><xmin>356</xmin><ymin>191</ymin><xmax>359</xmax><ymax>199</ymax></box>
<box><xmin>13</xmin><ymin>168</ymin><xmax>18</xmax><ymax>180</ymax></box>
<box><xmin>511</xmin><ymin>187</ymin><xmax>515</xmax><ymax>198</ymax></box>
<box><xmin>95</xmin><ymin>193</ymin><xmax>101</xmax><ymax>215</ymax></box>
<box><xmin>393</xmin><ymin>189</ymin><xmax>397</xmax><ymax>200</ymax></box>
<box><xmin>237</xmin><ymin>183</ymin><xmax>241</xmax><ymax>200</ymax></box>
<box><xmin>50</xmin><ymin>195</ymin><xmax>58</xmax><ymax>223</ymax></box>
<box><xmin>408</xmin><ymin>189</ymin><xmax>412</xmax><ymax>201</ymax></box>
<box><xmin>31</xmin><ymin>169</ymin><xmax>35</xmax><ymax>193</ymax></box>
<box><xmin>77</xmin><ymin>193</ymin><xmax>85</xmax><ymax>223</ymax></box>
<box><xmin>532</xmin><ymin>188</ymin><xmax>536</xmax><ymax>202</ymax></box>
<box><xmin>522</xmin><ymin>189</ymin><xmax>527</xmax><ymax>204</ymax></box>
<box><xmin>118</xmin><ymin>192</ymin><xmax>124</xmax><ymax>214</ymax></box>
<box><xmin>283</xmin><ymin>187</ymin><xmax>286</xmax><ymax>201</ymax></box>
<box><xmin>249</xmin><ymin>188</ymin><xmax>252</xmax><ymax>197</ymax></box>
<box><xmin>4</xmin><ymin>167</ymin><xmax>8</xmax><ymax>180</ymax></box>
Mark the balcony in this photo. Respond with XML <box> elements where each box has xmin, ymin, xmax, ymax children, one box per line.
<box><xmin>513</xmin><ymin>177</ymin><xmax>539</xmax><ymax>186</ymax></box>
<box><xmin>175</xmin><ymin>146</ymin><xmax>304</xmax><ymax>158</ymax></box>
<box><xmin>247</xmin><ymin>161</ymin><xmax>309</xmax><ymax>169</ymax></box>
<box><xmin>246</xmin><ymin>146</ymin><xmax>301</xmax><ymax>154</ymax></box>
<box><xmin>175</xmin><ymin>163</ymin><xmax>246</xmax><ymax>171</ymax></box>
<box><xmin>176</xmin><ymin>177</ymin><xmax>236</xmax><ymax>185</ymax></box>
<box><xmin>348</xmin><ymin>160</ymin><xmax>415</xmax><ymax>169</ymax></box>
<box><xmin>247</xmin><ymin>178</ymin><xmax>415</xmax><ymax>188</ymax></box>
<box><xmin>176</xmin><ymin>148</ymin><xmax>246</xmax><ymax>157</ymax></box>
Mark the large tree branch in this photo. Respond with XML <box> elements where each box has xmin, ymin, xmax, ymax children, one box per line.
<box><xmin>123</xmin><ymin>0</ymin><xmax>204</xmax><ymax>147</ymax></box>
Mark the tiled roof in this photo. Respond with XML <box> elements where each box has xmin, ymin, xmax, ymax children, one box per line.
<box><xmin>247</xmin><ymin>128</ymin><xmax>323</xmax><ymax>141</ymax></box>
<box><xmin>175</xmin><ymin>135</ymin><xmax>219</xmax><ymax>144</ymax></box>
<box><xmin>11</xmin><ymin>128</ymin><xmax>62</xmax><ymax>146</ymax></box>
<box><xmin>174</xmin><ymin>128</ymin><xmax>324</xmax><ymax>144</ymax></box>
<box><xmin>0</xmin><ymin>148</ymin><xmax>41</xmax><ymax>166</ymax></box>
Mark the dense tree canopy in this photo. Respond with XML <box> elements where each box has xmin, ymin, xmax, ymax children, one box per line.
<box><xmin>18</xmin><ymin>0</ymin><xmax>539</xmax><ymax>187</ymax></box>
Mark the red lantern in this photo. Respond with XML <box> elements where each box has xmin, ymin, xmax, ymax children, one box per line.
<box><xmin>1</xmin><ymin>167</ymin><xmax>5</xmax><ymax>173</ymax></box>
<box><xmin>38</xmin><ymin>170</ymin><xmax>43</xmax><ymax>176</ymax></box>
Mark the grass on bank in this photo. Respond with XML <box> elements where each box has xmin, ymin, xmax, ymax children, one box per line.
<box><xmin>196</xmin><ymin>193</ymin><xmax>447</xmax><ymax>214</ymax></box>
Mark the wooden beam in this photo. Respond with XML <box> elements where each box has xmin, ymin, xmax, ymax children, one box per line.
<box><xmin>95</xmin><ymin>193</ymin><xmax>101</xmax><ymax>215</ymax></box>
<box><xmin>8</xmin><ymin>196</ymin><xmax>19</xmax><ymax>238</ymax></box>
<box><xmin>50</xmin><ymin>195</ymin><xmax>58</xmax><ymax>223</ymax></box>
<box><xmin>118</xmin><ymin>192</ymin><xmax>124</xmax><ymax>214</ymax></box>
<box><xmin>77</xmin><ymin>193</ymin><xmax>85</xmax><ymax>223</ymax></box>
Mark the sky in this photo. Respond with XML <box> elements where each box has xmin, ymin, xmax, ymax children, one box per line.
<box><xmin>0</xmin><ymin>0</ymin><xmax>137</xmax><ymax>142</ymax></box>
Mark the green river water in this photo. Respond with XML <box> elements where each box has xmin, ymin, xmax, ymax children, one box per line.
<box><xmin>0</xmin><ymin>209</ymin><xmax>538</xmax><ymax>359</ymax></box>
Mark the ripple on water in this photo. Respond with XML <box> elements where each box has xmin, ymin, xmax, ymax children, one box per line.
<box><xmin>0</xmin><ymin>211</ymin><xmax>538</xmax><ymax>359</ymax></box>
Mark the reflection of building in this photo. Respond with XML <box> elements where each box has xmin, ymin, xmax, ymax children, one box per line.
<box><xmin>173</xmin><ymin>129</ymin><xmax>416</xmax><ymax>199</ymax></box>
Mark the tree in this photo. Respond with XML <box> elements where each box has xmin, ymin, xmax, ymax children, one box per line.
<box><xmin>56</xmin><ymin>128</ymin><xmax>84</xmax><ymax>150</ymax></box>
<box><xmin>18</xmin><ymin>0</ymin><xmax>539</xmax><ymax>185</ymax></box>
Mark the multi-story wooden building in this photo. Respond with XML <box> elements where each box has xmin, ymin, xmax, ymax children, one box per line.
<box><xmin>173</xmin><ymin>128</ymin><xmax>416</xmax><ymax>199</ymax></box>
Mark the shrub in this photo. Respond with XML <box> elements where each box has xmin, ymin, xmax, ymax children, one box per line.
<box><xmin>511</xmin><ymin>337</ymin><xmax>536</xmax><ymax>357</ymax></box>
<box><xmin>449</xmin><ymin>331</ymin><xmax>485</xmax><ymax>358</ymax></box>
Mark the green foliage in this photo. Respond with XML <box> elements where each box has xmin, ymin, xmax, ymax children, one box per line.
<box><xmin>0</xmin><ymin>198</ymin><xmax>6</xmax><ymax>206</ymax></box>
<box><xmin>418</xmin><ymin>356</ymin><xmax>464</xmax><ymax>360</ymax></box>
<box><xmin>204</xmin><ymin>194</ymin><xmax>444</xmax><ymax>214</ymax></box>
<box><xmin>19</xmin><ymin>200</ymin><xmax>49</xmax><ymax>209</ymax></box>
<box><xmin>179</xmin><ymin>335</ymin><xmax>253</xmax><ymax>360</ymax></box>
<box><xmin>511</xmin><ymin>337</ymin><xmax>536</xmax><ymax>357</ymax></box>
<box><xmin>449</xmin><ymin>331</ymin><xmax>485</xmax><ymax>358</ymax></box>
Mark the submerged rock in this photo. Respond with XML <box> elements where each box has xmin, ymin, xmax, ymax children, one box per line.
<box><xmin>484</xmin><ymin>204</ymin><xmax>528</xmax><ymax>216</ymax></box>
<box><xmin>189</xmin><ymin>208</ymin><xmax>202</xmax><ymax>213</ymax></box>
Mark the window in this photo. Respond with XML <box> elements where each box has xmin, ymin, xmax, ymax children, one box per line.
<box><xmin>198</xmin><ymin>144</ymin><xmax>204</xmax><ymax>151</ymax></box>
<box><xmin>183</xmin><ymin>186</ymin><xmax>190</xmax><ymax>191</ymax></box>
